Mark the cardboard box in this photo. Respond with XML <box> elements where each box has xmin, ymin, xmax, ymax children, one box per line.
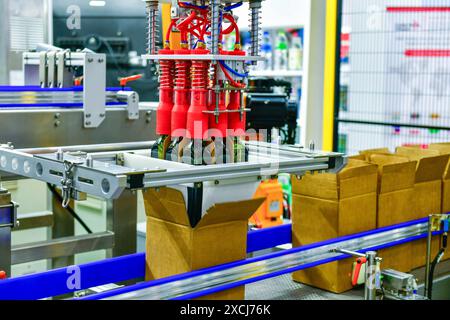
<box><xmin>291</xmin><ymin>159</ymin><xmax>379</xmax><ymax>199</ymax></box>
<box><xmin>292</xmin><ymin>194</ymin><xmax>377</xmax><ymax>293</ymax></box>
<box><xmin>291</xmin><ymin>159</ymin><xmax>378</xmax><ymax>293</ymax></box>
<box><xmin>143</xmin><ymin>187</ymin><xmax>264</xmax><ymax>300</ymax></box>
<box><xmin>427</xmin><ymin>143</ymin><xmax>450</xmax><ymax>262</ymax></box>
<box><xmin>395</xmin><ymin>147</ymin><xmax>449</xmax><ymax>268</ymax></box>
<box><xmin>358</xmin><ymin>151</ymin><xmax>417</xmax><ymax>272</ymax></box>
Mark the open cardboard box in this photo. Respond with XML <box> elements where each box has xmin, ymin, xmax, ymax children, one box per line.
<box><xmin>291</xmin><ymin>159</ymin><xmax>378</xmax><ymax>293</ymax></box>
<box><xmin>358</xmin><ymin>151</ymin><xmax>417</xmax><ymax>272</ymax></box>
<box><xmin>125</xmin><ymin>152</ymin><xmax>265</xmax><ymax>300</ymax></box>
<box><xmin>143</xmin><ymin>187</ymin><xmax>264</xmax><ymax>300</ymax></box>
<box><xmin>395</xmin><ymin>146</ymin><xmax>449</xmax><ymax>268</ymax></box>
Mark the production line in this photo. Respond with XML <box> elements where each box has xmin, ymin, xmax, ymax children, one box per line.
<box><xmin>0</xmin><ymin>0</ymin><xmax>449</xmax><ymax>302</ymax></box>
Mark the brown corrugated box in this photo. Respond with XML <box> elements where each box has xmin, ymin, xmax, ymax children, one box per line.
<box><xmin>359</xmin><ymin>151</ymin><xmax>416</xmax><ymax>272</ymax></box>
<box><xmin>396</xmin><ymin>146</ymin><xmax>449</xmax><ymax>267</ymax></box>
<box><xmin>291</xmin><ymin>159</ymin><xmax>378</xmax><ymax>293</ymax></box>
<box><xmin>143</xmin><ymin>187</ymin><xmax>264</xmax><ymax>300</ymax></box>
<box><xmin>429</xmin><ymin>143</ymin><xmax>450</xmax><ymax>262</ymax></box>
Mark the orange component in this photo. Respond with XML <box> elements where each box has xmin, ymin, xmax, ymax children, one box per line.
<box><xmin>250</xmin><ymin>180</ymin><xmax>284</xmax><ymax>229</ymax></box>
<box><xmin>74</xmin><ymin>76</ymin><xmax>83</xmax><ymax>86</ymax></box>
<box><xmin>352</xmin><ymin>257</ymin><xmax>367</xmax><ymax>286</ymax></box>
<box><xmin>0</xmin><ymin>270</ymin><xmax>6</xmax><ymax>280</ymax></box>
<box><xmin>119</xmin><ymin>74</ymin><xmax>143</xmax><ymax>87</ymax></box>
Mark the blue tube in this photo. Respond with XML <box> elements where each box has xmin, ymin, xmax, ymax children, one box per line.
<box><xmin>219</xmin><ymin>60</ymin><xmax>248</xmax><ymax>78</ymax></box>
<box><xmin>224</xmin><ymin>1</ymin><xmax>243</xmax><ymax>11</ymax></box>
<box><xmin>181</xmin><ymin>2</ymin><xmax>208</xmax><ymax>10</ymax></box>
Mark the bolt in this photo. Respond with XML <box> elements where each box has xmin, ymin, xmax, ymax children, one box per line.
<box><xmin>85</xmin><ymin>121</ymin><xmax>91</xmax><ymax>126</ymax></box>
<box><xmin>100</xmin><ymin>113</ymin><xmax>105</xmax><ymax>118</ymax></box>
<box><xmin>86</xmin><ymin>155</ymin><xmax>94</xmax><ymax>168</ymax></box>
<box><xmin>54</xmin><ymin>113</ymin><xmax>61</xmax><ymax>119</ymax></box>
<box><xmin>86</xmin><ymin>114</ymin><xmax>91</xmax><ymax>118</ymax></box>
<box><xmin>54</xmin><ymin>120</ymin><xmax>61</xmax><ymax>127</ymax></box>
<box><xmin>98</xmin><ymin>59</ymin><xmax>104</xmax><ymax>63</ymax></box>
<box><xmin>88</xmin><ymin>58</ymin><xmax>94</xmax><ymax>63</ymax></box>
<box><xmin>56</xmin><ymin>149</ymin><xmax>64</xmax><ymax>161</ymax></box>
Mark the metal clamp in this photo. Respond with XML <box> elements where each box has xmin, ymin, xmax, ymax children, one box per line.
<box><xmin>60</xmin><ymin>159</ymin><xmax>87</xmax><ymax>208</ymax></box>
<box><xmin>332</xmin><ymin>248</ymin><xmax>382</xmax><ymax>300</ymax></box>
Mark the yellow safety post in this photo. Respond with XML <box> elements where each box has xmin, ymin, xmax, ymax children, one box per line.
<box><xmin>322</xmin><ymin>0</ymin><xmax>339</xmax><ymax>152</ymax></box>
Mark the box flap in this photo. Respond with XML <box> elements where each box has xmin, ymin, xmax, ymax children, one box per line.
<box><xmin>369</xmin><ymin>154</ymin><xmax>416</xmax><ymax>192</ymax></box>
<box><xmin>292</xmin><ymin>173</ymin><xmax>338</xmax><ymax>199</ymax></box>
<box><xmin>359</xmin><ymin>148</ymin><xmax>391</xmax><ymax>160</ymax></box>
<box><xmin>429</xmin><ymin>143</ymin><xmax>450</xmax><ymax>155</ymax></box>
<box><xmin>415</xmin><ymin>155</ymin><xmax>450</xmax><ymax>183</ymax></box>
<box><xmin>195</xmin><ymin>198</ymin><xmax>265</xmax><ymax>229</ymax></box>
<box><xmin>292</xmin><ymin>159</ymin><xmax>378</xmax><ymax>200</ymax></box>
<box><xmin>428</xmin><ymin>144</ymin><xmax>450</xmax><ymax>180</ymax></box>
<box><xmin>143</xmin><ymin>187</ymin><xmax>191</xmax><ymax>226</ymax></box>
<box><xmin>338</xmin><ymin>159</ymin><xmax>378</xmax><ymax>179</ymax></box>
<box><xmin>396</xmin><ymin>147</ymin><xmax>449</xmax><ymax>182</ymax></box>
<box><xmin>396</xmin><ymin>146</ymin><xmax>441</xmax><ymax>159</ymax></box>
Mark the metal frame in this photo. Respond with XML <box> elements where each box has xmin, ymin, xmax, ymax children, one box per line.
<box><xmin>0</xmin><ymin>218</ymin><xmax>441</xmax><ymax>300</ymax></box>
<box><xmin>0</xmin><ymin>141</ymin><xmax>345</xmax><ymax>201</ymax></box>
<box><xmin>23</xmin><ymin>51</ymin><xmax>108</xmax><ymax>128</ymax></box>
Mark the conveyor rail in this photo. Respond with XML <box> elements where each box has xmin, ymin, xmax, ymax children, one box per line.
<box><xmin>0</xmin><ymin>218</ymin><xmax>440</xmax><ymax>300</ymax></box>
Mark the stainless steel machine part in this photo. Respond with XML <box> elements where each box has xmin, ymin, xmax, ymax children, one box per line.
<box><xmin>0</xmin><ymin>141</ymin><xmax>345</xmax><ymax>200</ymax></box>
<box><xmin>0</xmin><ymin>190</ymin><xmax>16</xmax><ymax>277</ymax></box>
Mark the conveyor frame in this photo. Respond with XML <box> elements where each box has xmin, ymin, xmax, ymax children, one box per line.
<box><xmin>0</xmin><ymin>218</ymin><xmax>441</xmax><ymax>300</ymax></box>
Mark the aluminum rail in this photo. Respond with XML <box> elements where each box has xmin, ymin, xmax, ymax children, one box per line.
<box><xmin>82</xmin><ymin>219</ymin><xmax>433</xmax><ymax>300</ymax></box>
<box><xmin>12</xmin><ymin>231</ymin><xmax>114</xmax><ymax>264</ymax></box>
<box><xmin>0</xmin><ymin>142</ymin><xmax>345</xmax><ymax>200</ymax></box>
<box><xmin>18</xmin><ymin>141</ymin><xmax>155</xmax><ymax>155</ymax></box>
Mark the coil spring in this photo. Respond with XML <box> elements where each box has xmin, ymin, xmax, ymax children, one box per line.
<box><xmin>160</xmin><ymin>60</ymin><xmax>174</xmax><ymax>89</ymax></box>
<box><xmin>146</xmin><ymin>1</ymin><xmax>160</xmax><ymax>55</ymax></box>
<box><xmin>175</xmin><ymin>60</ymin><xmax>190</xmax><ymax>89</ymax></box>
<box><xmin>249</xmin><ymin>1</ymin><xmax>262</xmax><ymax>61</ymax></box>
<box><xmin>191</xmin><ymin>61</ymin><xmax>209</xmax><ymax>89</ymax></box>
<box><xmin>208</xmin><ymin>63</ymin><xmax>217</xmax><ymax>85</ymax></box>
<box><xmin>209</xmin><ymin>0</ymin><xmax>221</xmax><ymax>55</ymax></box>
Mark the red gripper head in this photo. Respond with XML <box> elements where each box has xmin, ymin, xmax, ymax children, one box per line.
<box><xmin>171</xmin><ymin>88</ymin><xmax>190</xmax><ymax>137</ymax></box>
<box><xmin>156</xmin><ymin>49</ymin><xmax>174</xmax><ymax>136</ymax></box>
<box><xmin>187</xmin><ymin>89</ymin><xmax>209</xmax><ymax>140</ymax></box>
<box><xmin>208</xmin><ymin>90</ymin><xmax>228</xmax><ymax>138</ymax></box>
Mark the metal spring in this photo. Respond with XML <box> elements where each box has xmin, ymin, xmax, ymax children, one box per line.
<box><xmin>209</xmin><ymin>0</ymin><xmax>221</xmax><ymax>55</ymax></box>
<box><xmin>175</xmin><ymin>60</ymin><xmax>191</xmax><ymax>89</ymax></box>
<box><xmin>208</xmin><ymin>63</ymin><xmax>217</xmax><ymax>85</ymax></box>
<box><xmin>160</xmin><ymin>60</ymin><xmax>174</xmax><ymax>89</ymax></box>
<box><xmin>249</xmin><ymin>1</ymin><xmax>262</xmax><ymax>63</ymax></box>
<box><xmin>146</xmin><ymin>1</ymin><xmax>160</xmax><ymax>55</ymax></box>
<box><xmin>191</xmin><ymin>61</ymin><xmax>209</xmax><ymax>89</ymax></box>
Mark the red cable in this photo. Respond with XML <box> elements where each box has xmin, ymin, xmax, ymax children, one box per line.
<box><xmin>219</xmin><ymin>63</ymin><xmax>246</xmax><ymax>89</ymax></box>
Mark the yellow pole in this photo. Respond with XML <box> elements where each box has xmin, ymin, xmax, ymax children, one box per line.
<box><xmin>322</xmin><ymin>0</ymin><xmax>339</xmax><ymax>152</ymax></box>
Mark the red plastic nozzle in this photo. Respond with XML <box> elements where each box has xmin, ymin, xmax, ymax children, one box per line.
<box><xmin>208</xmin><ymin>90</ymin><xmax>228</xmax><ymax>138</ymax></box>
<box><xmin>0</xmin><ymin>271</ymin><xmax>6</xmax><ymax>280</ymax></box>
<box><xmin>156</xmin><ymin>49</ymin><xmax>175</xmax><ymax>136</ymax></box>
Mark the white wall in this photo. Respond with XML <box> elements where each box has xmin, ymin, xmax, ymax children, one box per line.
<box><xmin>235</xmin><ymin>0</ymin><xmax>311</xmax><ymax>30</ymax></box>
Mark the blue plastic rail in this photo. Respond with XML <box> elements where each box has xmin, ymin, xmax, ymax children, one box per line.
<box><xmin>0</xmin><ymin>218</ymin><xmax>439</xmax><ymax>300</ymax></box>
<box><xmin>0</xmin><ymin>86</ymin><xmax>131</xmax><ymax>109</ymax></box>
